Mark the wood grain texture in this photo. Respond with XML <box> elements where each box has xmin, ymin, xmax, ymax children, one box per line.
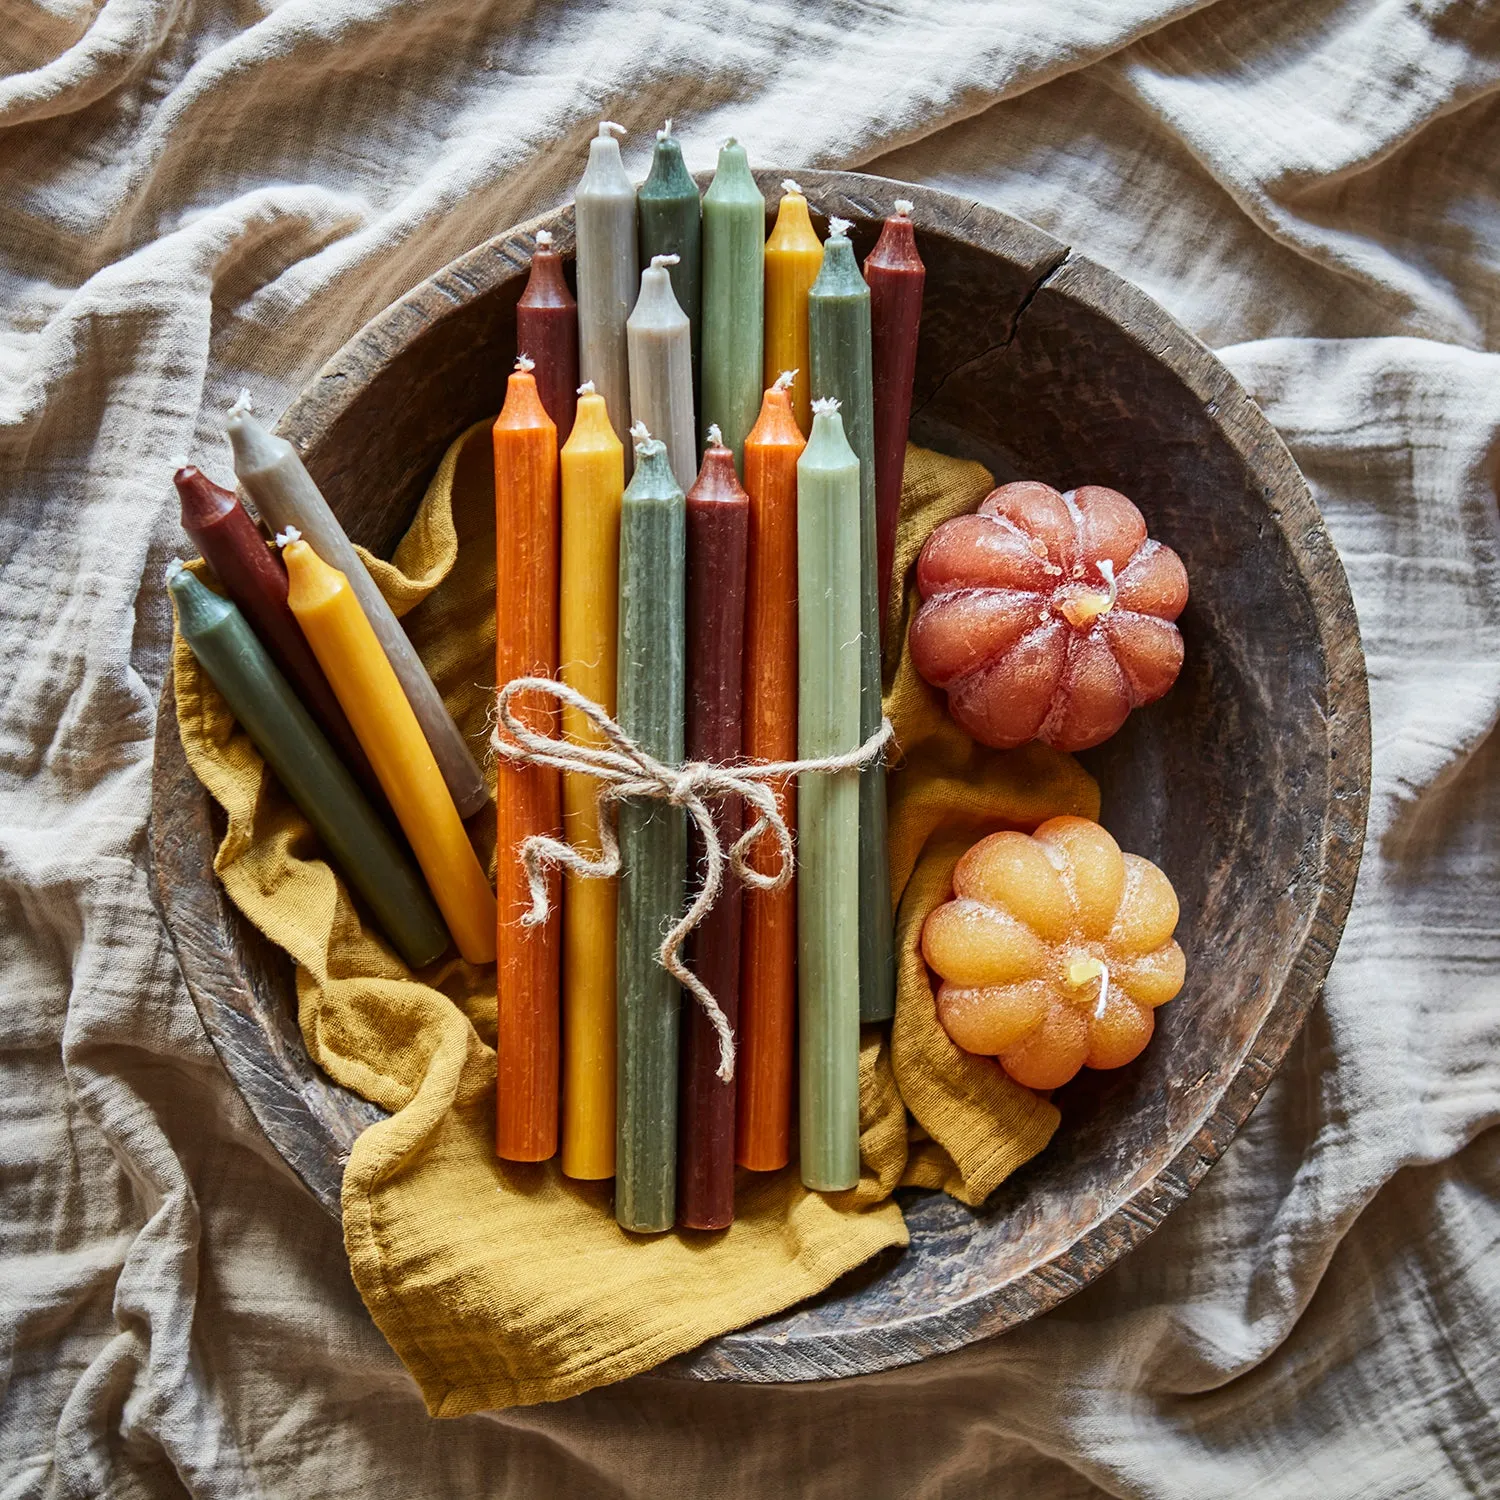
<box><xmin>149</xmin><ymin>171</ymin><xmax>1370</xmax><ymax>1384</ymax></box>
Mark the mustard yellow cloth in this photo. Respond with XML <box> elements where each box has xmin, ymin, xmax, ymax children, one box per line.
<box><xmin>172</xmin><ymin>426</ymin><xmax>1097</xmax><ymax>1415</ymax></box>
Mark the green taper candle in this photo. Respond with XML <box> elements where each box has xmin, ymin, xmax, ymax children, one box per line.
<box><xmin>809</xmin><ymin>218</ymin><xmax>895</xmax><ymax>1025</ymax></box>
<box><xmin>615</xmin><ymin>427</ymin><xmax>687</xmax><ymax>1233</ymax></box>
<box><xmin>795</xmin><ymin>400</ymin><xmax>862</xmax><ymax>1192</ymax></box>
<box><xmin>166</xmin><ymin>562</ymin><xmax>449</xmax><ymax>970</ymax></box>
<box><xmin>700</xmin><ymin>139</ymin><xmax>765</xmax><ymax>470</ymax></box>
<box><xmin>637</xmin><ymin>120</ymin><xmax>702</xmax><ymax>397</ymax></box>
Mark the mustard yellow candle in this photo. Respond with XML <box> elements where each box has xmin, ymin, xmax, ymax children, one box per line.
<box><xmin>281</xmin><ymin>534</ymin><xmax>497</xmax><ymax>966</ymax></box>
<box><xmin>763</xmin><ymin>180</ymin><xmax>823</xmax><ymax>435</ymax></box>
<box><xmin>558</xmin><ymin>383</ymin><xmax>625</xmax><ymax>1180</ymax></box>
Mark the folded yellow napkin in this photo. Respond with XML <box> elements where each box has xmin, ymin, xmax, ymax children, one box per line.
<box><xmin>172</xmin><ymin>427</ymin><xmax>1097</xmax><ymax>1414</ymax></box>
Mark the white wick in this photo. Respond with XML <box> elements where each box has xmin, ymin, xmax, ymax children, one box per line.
<box><xmin>658</xmin><ymin>117</ymin><xmax>673</xmax><ymax>140</ymax></box>
<box><xmin>811</xmin><ymin>396</ymin><xmax>841</xmax><ymax>416</ymax></box>
<box><xmin>651</xmin><ymin>253</ymin><xmax>680</xmax><ymax>269</ymax></box>
<box><xmin>827</xmin><ymin>216</ymin><xmax>852</xmax><ymax>238</ymax></box>
<box><xmin>165</xmin><ymin>557</ymin><xmax>185</xmax><ymax>584</ymax></box>
<box><xmin>274</xmin><ymin>525</ymin><xmax>302</xmax><ymax>549</ymax></box>
<box><xmin>577</xmin><ymin>379</ymin><xmax>597</xmax><ymax>396</ymax></box>
<box><xmin>773</xmin><ymin>368</ymin><xmax>797</xmax><ymax>392</ymax></box>
<box><xmin>227</xmin><ymin>388</ymin><xmax>254</xmax><ymax>420</ymax></box>
<box><xmin>515</xmin><ymin>353</ymin><xmax>535</xmax><ymax>373</ymax></box>
<box><xmin>629</xmin><ymin>420</ymin><xmax>653</xmax><ymax>446</ymax></box>
<box><xmin>781</xmin><ymin>178</ymin><xmax>803</xmax><ymax>197</ymax></box>
<box><xmin>721</xmin><ymin>136</ymin><xmax>738</xmax><ymax>150</ymax></box>
<box><xmin>893</xmin><ymin>198</ymin><xmax>914</xmax><ymax>217</ymax></box>
<box><xmin>599</xmin><ymin>120</ymin><xmax>626</xmax><ymax>139</ymax></box>
<box><xmin>1094</xmin><ymin>962</ymin><xmax>1112</xmax><ymax>1020</ymax></box>
<box><xmin>536</xmin><ymin>229</ymin><xmax>552</xmax><ymax>249</ymax></box>
<box><xmin>1097</xmin><ymin>557</ymin><xmax>1118</xmax><ymax>608</ymax></box>
<box><xmin>706</xmin><ymin>423</ymin><xmax>724</xmax><ymax>447</ymax></box>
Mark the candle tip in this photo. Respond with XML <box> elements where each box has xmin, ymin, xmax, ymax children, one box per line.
<box><xmin>827</xmin><ymin>216</ymin><xmax>853</xmax><ymax>239</ymax></box>
<box><xmin>706</xmin><ymin>422</ymin><xmax>723</xmax><ymax>448</ymax></box>
<box><xmin>629</xmin><ymin>420</ymin><xmax>652</xmax><ymax>445</ymax></box>
<box><xmin>811</xmin><ymin>396</ymin><xmax>842</xmax><ymax>417</ymax></box>
<box><xmin>658</xmin><ymin>117</ymin><xmax>673</xmax><ymax>140</ymax></box>
<box><xmin>650</xmin><ymin>252</ymin><xmax>680</xmax><ymax>270</ymax></box>
<box><xmin>274</xmin><ymin>525</ymin><xmax>302</xmax><ymax>549</ymax></box>
<box><xmin>168</xmin><ymin>453</ymin><xmax>190</xmax><ymax>472</ymax></box>
<box><xmin>781</xmin><ymin>177</ymin><xmax>803</xmax><ymax>197</ymax></box>
<box><xmin>227</xmin><ymin>388</ymin><xmax>254</xmax><ymax>421</ymax></box>
<box><xmin>893</xmin><ymin>198</ymin><xmax>914</xmax><ymax>217</ymax></box>
<box><xmin>515</xmin><ymin>353</ymin><xmax>536</xmax><ymax>373</ymax></box>
<box><xmin>721</xmin><ymin>136</ymin><xmax>738</xmax><ymax>151</ymax></box>
<box><xmin>165</xmin><ymin>557</ymin><xmax>186</xmax><ymax>586</ymax></box>
<box><xmin>577</xmin><ymin>379</ymin><xmax>596</xmax><ymax>396</ymax></box>
<box><xmin>773</xmin><ymin>368</ymin><xmax>797</xmax><ymax>392</ymax></box>
<box><xmin>535</xmin><ymin>228</ymin><xmax>552</xmax><ymax>249</ymax></box>
<box><xmin>599</xmin><ymin>120</ymin><xmax>626</xmax><ymax>139</ymax></box>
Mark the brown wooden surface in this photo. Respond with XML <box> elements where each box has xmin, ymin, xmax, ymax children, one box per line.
<box><xmin>147</xmin><ymin>170</ymin><xmax>1371</xmax><ymax>1384</ymax></box>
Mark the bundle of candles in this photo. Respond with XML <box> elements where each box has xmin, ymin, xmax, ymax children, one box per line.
<box><xmin>167</xmin><ymin>121</ymin><xmax>928</xmax><ymax>1239</ymax></box>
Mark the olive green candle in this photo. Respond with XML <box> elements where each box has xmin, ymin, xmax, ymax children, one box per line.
<box><xmin>808</xmin><ymin>219</ymin><xmax>895</xmax><ymax>1025</ymax></box>
<box><xmin>637</xmin><ymin>121</ymin><xmax>702</xmax><ymax>397</ymax></box>
<box><xmin>167</xmin><ymin>563</ymin><xmax>449</xmax><ymax>970</ymax></box>
<box><xmin>795</xmin><ymin>400</ymin><xmax>862</xmax><ymax>1193</ymax></box>
<box><xmin>615</xmin><ymin>429</ymin><xmax>687</xmax><ymax>1233</ymax></box>
<box><xmin>700</xmin><ymin>139</ymin><xmax>764</xmax><ymax>470</ymax></box>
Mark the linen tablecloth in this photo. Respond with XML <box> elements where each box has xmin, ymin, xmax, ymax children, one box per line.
<box><xmin>2</xmin><ymin>1</ymin><xmax>1497</xmax><ymax>1494</ymax></box>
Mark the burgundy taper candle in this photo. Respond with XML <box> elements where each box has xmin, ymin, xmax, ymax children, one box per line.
<box><xmin>679</xmin><ymin>426</ymin><xmax>749</xmax><ymax>1231</ymax></box>
<box><xmin>175</xmin><ymin>466</ymin><xmax>381</xmax><ymax>804</ymax></box>
<box><xmin>866</xmin><ymin>199</ymin><xmax>925</xmax><ymax>638</ymax></box>
<box><xmin>517</xmin><ymin>229</ymin><xmax>579</xmax><ymax>445</ymax></box>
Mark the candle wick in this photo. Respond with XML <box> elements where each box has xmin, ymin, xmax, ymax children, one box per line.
<box><xmin>515</xmin><ymin>353</ymin><xmax>535</xmax><ymax>373</ymax></box>
<box><xmin>651</xmin><ymin>253</ymin><xmax>681</xmax><ymax>270</ymax></box>
<box><xmin>273</xmin><ymin>525</ymin><xmax>301</xmax><ymax>549</ymax></box>
<box><xmin>773</xmin><ymin>368</ymin><xmax>797</xmax><ymax>392</ymax></box>
<box><xmin>599</xmin><ymin>120</ymin><xmax>626</xmax><ymax>139</ymax></box>
<box><xmin>577</xmin><ymin>379</ymin><xmax>597</xmax><ymax>396</ymax></box>
<box><xmin>781</xmin><ymin>177</ymin><xmax>803</xmax><ymax>197</ymax></box>
<box><xmin>811</xmin><ymin>395</ymin><xmax>841</xmax><ymax>416</ymax></box>
<box><xmin>628</xmin><ymin>420</ymin><xmax>653</xmax><ymax>452</ymax></box>
<box><xmin>165</xmin><ymin>557</ymin><xmax>185</xmax><ymax>584</ymax></box>
<box><xmin>227</xmin><ymin>388</ymin><xmax>254</xmax><ymax>420</ymax></box>
<box><xmin>706</xmin><ymin>422</ymin><xmax>723</xmax><ymax>448</ymax></box>
<box><xmin>827</xmin><ymin>216</ymin><xmax>853</xmax><ymax>239</ymax></box>
<box><xmin>536</xmin><ymin>228</ymin><xmax>552</xmax><ymax>249</ymax></box>
<box><xmin>1094</xmin><ymin>962</ymin><xmax>1111</xmax><ymax>1021</ymax></box>
<box><xmin>893</xmin><ymin>198</ymin><xmax>914</xmax><ymax>217</ymax></box>
<box><xmin>658</xmin><ymin>117</ymin><xmax>672</xmax><ymax>140</ymax></box>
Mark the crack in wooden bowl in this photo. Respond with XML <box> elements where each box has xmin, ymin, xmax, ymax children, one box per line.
<box><xmin>148</xmin><ymin>170</ymin><xmax>1370</xmax><ymax>1384</ymax></box>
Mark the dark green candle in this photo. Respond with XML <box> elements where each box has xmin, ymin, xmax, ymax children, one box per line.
<box><xmin>615</xmin><ymin>430</ymin><xmax>687</xmax><ymax>1233</ymax></box>
<box><xmin>808</xmin><ymin>221</ymin><xmax>895</xmax><ymax>1024</ymax></box>
<box><xmin>637</xmin><ymin>121</ymin><xmax>702</xmax><ymax>400</ymax></box>
<box><xmin>167</xmin><ymin>563</ymin><xmax>449</xmax><ymax>970</ymax></box>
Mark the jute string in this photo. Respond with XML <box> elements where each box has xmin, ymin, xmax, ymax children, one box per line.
<box><xmin>490</xmin><ymin>677</ymin><xmax>894</xmax><ymax>1083</ymax></box>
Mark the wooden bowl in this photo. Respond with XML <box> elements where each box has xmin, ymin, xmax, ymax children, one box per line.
<box><xmin>149</xmin><ymin>169</ymin><xmax>1370</xmax><ymax>1383</ymax></box>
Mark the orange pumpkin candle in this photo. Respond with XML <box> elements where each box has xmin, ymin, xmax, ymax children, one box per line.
<box><xmin>735</xmin><ymin>372</ymin><xmax>806</xmax><ymax>1172</ymax></box>
<box><xmin>492</xmin><ymin>357</ymin><xmax>562</xmax><ymax>1162</ymax></box>
<box><xmin>922</xmin><ymin>818</ymin><xmax>1185</xmax><ymax>1090</ymax></box>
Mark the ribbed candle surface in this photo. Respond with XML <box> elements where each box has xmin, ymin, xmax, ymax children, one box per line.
<box><xmin>628</xmin><ymin>256</ymin><xmax>697</xmax><ymax>493</ymax></box>
<box><xmin>517</xmin><ymin>230</ymin><xmax>579</xmax><ymax>445</ymax></box>
<box><xmin>762</xmin><ymin>184</ymin><xmax>822</xmax><ymax>436</ymax></box>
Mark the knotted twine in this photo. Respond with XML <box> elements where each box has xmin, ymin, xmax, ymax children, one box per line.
<box><xmin>490</xmin><ymin>677</ymin><xmax>894</xmax><ymax>1084</ymax></box>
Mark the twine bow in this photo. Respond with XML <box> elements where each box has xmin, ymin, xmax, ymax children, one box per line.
<box><xmin>490</xmin><ymin>678</ymin><xmax>894</xmax><ymax>1083</ymax></box>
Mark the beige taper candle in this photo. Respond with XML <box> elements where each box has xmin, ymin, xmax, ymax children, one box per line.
<box><xmin>627</xmin><ymin>254</ymin><xmax>697</xmax><ymax>493</ymax></box>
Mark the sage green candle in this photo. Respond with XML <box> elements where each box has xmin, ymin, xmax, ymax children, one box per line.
<box><xmin>637</xmin><ymin>121</ymin><xmax>702</xmax><ymax>395</ymax></box>
<box><xmin>795</xmin><ymin>400</ymin><xmax>862</xmax><ymax>1193</ymax></box>
<box><xmin>809</xmin><ymin>220</ymin><xmax>896</xmax><ymax>1025</ymax></box>
<box><xmin>166</xmin><ymin>563</ymin><xmax>449</xmax><ymax>970</ymax></box>
<box><xmin>700</xmin><ymin>139</ymin><xmax>764</xmax><ymax>470</ymax></box>
<box><xmin>615</xmin><ymin>431</ymin><xmax>687</xmax><ymax>1233</ymax></box>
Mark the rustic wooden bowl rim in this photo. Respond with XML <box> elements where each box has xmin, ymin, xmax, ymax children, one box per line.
<box><xmin>149</xmin><ymin>168</ymin><xmax>1370</xmax><ymax>1385</ymax></box>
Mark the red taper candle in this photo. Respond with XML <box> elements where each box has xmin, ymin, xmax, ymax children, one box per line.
<box><xmin>174</xmin><ymin>466</ymin><xmax>381</xmax><ymax>804</ymax></box>
<box><xmin>866</xmin><ymin>199</ymin><xmax>925</xmax><ymax>637</ymax></box>
<box><xmin>517</xmin><ymin>229</ymin><xmax>579</xmax><ymax>446</ymax></box>
<box><xmin>679</xmin><ymin>425</ymin><xmax>749</xmax><ymax>1230</ymax></box>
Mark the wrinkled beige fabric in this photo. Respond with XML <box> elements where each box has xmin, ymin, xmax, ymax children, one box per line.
<box><xmin>2</xmin><ymin>0</ymin><xmax>1498</xmax><ymax>1493</ymax></box>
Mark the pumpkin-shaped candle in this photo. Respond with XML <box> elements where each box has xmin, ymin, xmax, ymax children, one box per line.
<box><xmin>910</xmin><ymin>482</ymin><xmax>1188</xmax><ymax>751</ymax></box>
<box><xmin>922</xmin><ymin>818</ymin><xmax>1185</xmax><ymax>1090</ymax></box>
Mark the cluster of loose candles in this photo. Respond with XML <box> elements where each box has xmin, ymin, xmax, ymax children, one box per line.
<box><xmin>498</xmin><ymin>122</ymin><xmax>925</xmax><ymax>1232</ymax></box>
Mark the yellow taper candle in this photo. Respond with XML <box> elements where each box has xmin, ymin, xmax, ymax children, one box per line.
<box><xmin>763</xmin><ymin>180</ymin><xmax>823</xmax><ymax>436</ymax></box>
<box><xmin>558</xmin><ymin>382</ymin><xmax>625</xmax><ymax>1179</ymax></box>
<box><xmin>280</xmin><ymin>533</ymin><xmax>497</xmax><ymax>965</ymax></box>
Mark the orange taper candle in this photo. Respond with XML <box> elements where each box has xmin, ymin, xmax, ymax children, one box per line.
<box><xmin>492</xmin><ymin>357</ymin><xmax>563</xmax><ymax>1161</ymax></box>
<box><xmin>736</xmin><ymin>372</ymin><xmax>806</xmax><ymax>1171</ymax></box>
<box><xmin>280</xmin><ymin>535</ymin><xmax>497</xmax><ymax>964</ymax></box>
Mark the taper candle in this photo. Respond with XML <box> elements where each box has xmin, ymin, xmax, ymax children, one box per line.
<box><xmin>762</xmin><ymin>181</ymin><xmax>822</xmax><ymax>435</ymax></box>
<box><xmin>575</xmin><ymin>121</ymin><xmax>639</xmax><ymax>459</ymax></box>
<box><xmin>679</xmin><ymin>426</ymin><xmax>749</xmax><ymax>1231</ymax></box>
<box><xmin>795</xmin><ymin>399</ymin><xmax>863</xmax><ymax>1192</ymax></box>
<box><xmin>558</xmin><ymin>382</ymin><xmax>625</xmax><ymax>1181</ymax></box>
<box><xmin>517</xmin><ymin>229</ymin><xmax>579</xmax><ymax>445</ymax></box>
<box><xmin>637</xmin><ymin>120</ymin><xmax>702</xmax><ymax>394</ymax></box>
<box><xmin>737</xmin><ymin>372</ymin><xmax>805</xmax><ymax>1173</ymax></box>
<box><xmin>627</xmin><ymin>254</ymin><xmax>697</xmax><ymax>492</ymax></box>
<box><xmin>280</xmin><ymin>534</ymin><xmax>497</xmax><ymax>965</ymax></box>
<box><xmin>168</xmin><ymin>564</ymin><xmax>448</xmax><ymax>970</ymax></box>
<box><xmin>175</xmin><ymin>465</ymin><xmax>379</xmax><ymax>805</ymax></box>
<box><xmin>700</xmin><ymin>139</ymin><xmax>765</xmax><ymax>469</ymax></box>
<box><xmin>808</xmin><ymin>219</ymin><xmax>895</xmax><ymax>1025</ymax></box>
<box><xmin>866</xmin><ymin>199</ymin><xmax>925</xmax><ymax>632</ymax></box>
<box><xmin>493</xmin><ymin>357</ymin><xmax>562</xmax><ymax>1162</ymax></box>
<box><xmin>226</xmin><ymin>401</ymin><xmax>490</xmax><ymax>820</ymax></box>
<box><xmin>615</xmin><ymin>426</ymin><xmax>687</xmax><ymax>1233</ymax></box>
